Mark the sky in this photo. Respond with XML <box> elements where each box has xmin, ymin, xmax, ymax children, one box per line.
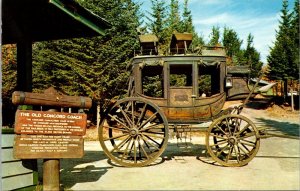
<box><xmin>137</xmin><ymin>0</ymin><xmax>295</xmax><ymax>64</ymax></box>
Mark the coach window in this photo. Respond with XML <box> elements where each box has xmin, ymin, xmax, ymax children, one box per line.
<box><xmin>198</xmin><ymin>64</ymin><xmax>220</xmax><ymax>97</ymax></box>
<box><xmin>169</xmin><ymin>64</ymin><xmax>193</xmax><ymax>87</ymax></box>
<box><xmin>141</xmin><ymin>65</ymin><xmax>164</xmax><ymax>98</ymax></box>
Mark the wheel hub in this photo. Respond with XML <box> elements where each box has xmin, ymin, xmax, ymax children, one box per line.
<box><xmin>228</xmin><ymin>136</ymin><xmax>238</xmax><ymax>145</ymax></box>
<box><xmin>129</xmin><ymin>128</ymin><xmax>139</xmax><ymax>137</ymax></box>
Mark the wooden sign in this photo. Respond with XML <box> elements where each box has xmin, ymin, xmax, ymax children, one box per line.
<box><xmin>14</xmin><ymin>134</ymin><xmax>84</xmax><ymax>158</ymax></box>
<box><xmin>15</xmin><ymin>110</ymin><xmax>87</xmax><ymax>136</ymax></box>
<box><xmin>12</xmin><ymin>88</ymin><xmax>91</xmax><ymax>190</ymax></box>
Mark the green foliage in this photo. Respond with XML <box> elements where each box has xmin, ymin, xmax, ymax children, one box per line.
<box><xmin>222</xmin><ymin>27</ymin><xmax>243</xmax><ymax>59</ymax></box>
<box><xmin>267</xmin><ymin>0</ymin><xmax>299</xmax><ymax>80</ymax></box>
<box><xmin>32</xmin><ymin>38</ymin><xmax>100</xmax><ymax>96</ymax></box>
<box><xmin>142</xmin><ymin>76</ymin><xmax>163</xmax><ymax>97</ymax></box>
<box><xmin>291</xmin><ymin>0</ymin><xmax>299</xmax><ymax>47</ymax></box>
<box><xmin>146</xmin><ymin>0</ymin><xmax>204</xmax><ymax>53</ymax></box>
<box><xmin>169</xmin><ymin>0</ymin><xmax>181</xmax><ymax>32</ymax></box>
<box><xmin>2</xmin><ymin>45</ymin><xmax>17</xmax><ymax>98</ymax></box>
<box><xmin>208</xmin><ymin>26</ymin><xmax>221</xmax><ymax>46</ymax></box>
<box><xmin>220</xmin><ymin>26</ymin><xmax>247</xmax><ymax>66</ymax></box>
<box><xmin>243</xmin><ymin>34</ymin><xmax>263</xmax><ymax>77</ymax></box>
<box><xmin>181</xmin><ymin>0</ymin><xmax>193</xmax><ymax>33</ymax></box>
<box><xmin>146</xmin><ymin>0</ymin><xmax>169</xmax><ymax>53</ymax></box>
<box><xmin>32</xmin><ymin>0</ymin><xmax>141</xmax><ymax>103</ymax></box>
<box><xmin>1</xmin><ymin>45</ymin><xmax>18</xmax><ymax>126</ymax></box>
<box><xmin>198</xmin><ymin>75</ymin><xmax>211</xmax><ymax>96</ymax></box>
<box><xmin>207</xmin><ymin>25</ymin><xmax>262</xmax><ymax>74</ymax></box>
<box><xmin>170</xmin><ymin>74</ymin><xmax>187</xmax><ymax>87</ymax></box>
<box><xmin>181</xmin><ymin>0</ymin><xmax>205</xmax><ymax>48</ymax></box>
<box><xmin>290</xmin><ymin>0</ymin><xmax>300</xmax><ymax>79</ymax></box>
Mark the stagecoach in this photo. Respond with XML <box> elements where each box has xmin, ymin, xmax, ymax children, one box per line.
<box><xmin>98</xmin><ymin>33</ymin><xmax>262</xmax><ymax>167</ymax></box>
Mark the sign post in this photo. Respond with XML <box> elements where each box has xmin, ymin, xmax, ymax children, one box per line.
<box><xmin>44</xmin><ymin>108</ymin><xmax>60</xmax><ymax>191</ymax></box>
<box><xmin>12</xmin><ymin>87</ymin><xmax>92</xmax><ymax>191</ymax></box>
<box><xmin>43</xmin><ymin>158</ymin><xmax>60</xmax><ymax>190</ymax></box>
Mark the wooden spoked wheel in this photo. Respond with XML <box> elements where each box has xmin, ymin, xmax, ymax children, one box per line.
<box><xmin>206</xmin><ymin>114</ymin><xmax>260</xmax><ymax>167</ymax></box>
<box><xmin>99</xmin><ymin>97</ymin><xmax>169</xmax><ymax>167</ymax></box>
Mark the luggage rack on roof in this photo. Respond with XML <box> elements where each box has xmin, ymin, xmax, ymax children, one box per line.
<box><xmin>135</xmin><ymin>32</ymin><xmax>226</xmax><ymax>57</ymax></box>
<box><xmin>134</xmin><ymin>34</ymin><xmax>159</xmax><ymax>56</ymax></box>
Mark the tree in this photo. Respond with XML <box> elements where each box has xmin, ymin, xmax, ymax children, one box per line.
<box><xmin>243</xmin><ymin>34</ymin><xmax>263</xmax><ymax>77</ymax></box>
<box><xmin>1</xmin><ymin>45</ymin><xmax>18</xmax><ymax>126</ymax></box>
<box><xmin>146</xmin><ymin>0</ymin><xmax>169</xmax><ymax>53</ymax></box>
<box><xmin>267</xmin><ymin>0</ymin><xmax>296</xmax><ymax>98</ymax></box>
<box><xmin>181</xmin><ymin>0</ymin><xmax>193</xmax><ymax>33</ymax></box>
<box><xmin>290</xmin><ymin>0</ymin><xmax>300</xmax><ymax>79</ymax></box>
<box><xmin>32</xmin><ymin>38</ymin><xmax>100</xmax><ymax>96</ymax></box>
<box><xmin>169</xmin><ymin>0</ymin><xmax>181</xmax><ymax>33</ymax></box>
<box><xmin>32</xmin><ymin>0</ymin><xmax>141</xmax><ymax>125</ymax></box>
<box><xmin>222</xmin><ymin>27</ymin><xmax>243</xmax><ymax>65</ymax></box>
<box><xmin>291</xmin><ymin>0</ymin><xmax>299</xmax><ymax>44</ymax></box>
<box><xmin>181</xmin><ymin>0</ymin><xmax>205</xmax><ymax>48</ymax></box>
<box><xmin>208</xmin><ymin>26</ymin><xmax>221</xmax><ymax>46</ymax></box>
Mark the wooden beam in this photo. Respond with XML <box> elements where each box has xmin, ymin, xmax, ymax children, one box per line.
<box><xmin>17</xmin><ymin>39</ymin><xmax>32</xmax><ymax>91</ymax></box>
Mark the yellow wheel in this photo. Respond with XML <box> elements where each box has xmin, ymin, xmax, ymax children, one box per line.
<box><xmin>99</xmin><ymin>97</ymin><xmax>169</xmax><ymax>167</ymax></box>
<box><xmin>206</xmin><ymin>114</ymin><xmax>260</xmax><ymax>167</ymax></box>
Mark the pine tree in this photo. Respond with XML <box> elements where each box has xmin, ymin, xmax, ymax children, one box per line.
<box><xmin>146</xmin><ymin>0</ymin><xmax>204</xmax><ymax>53</ymax></box>
<box><xmin>181</xmin><ymin>0</ymin><xmax>205</xmax><ymax>48</ymax></box>
<box><xmin>147</xmin><ymin>0</ymin><xmax>169</xmax><ymax>54</ymax></box>
<box><xmin>267</xmin><ymin>0</ymin><xmax>294</xmax><ymax>80</ymax></box>
<box><xmin>222</xmin><ymin>27</ymin><xmax>243</xmax><ymax>61</ymax></box>
<box><xmin>169</xmin><ymin>0</ymin><xmax>181</xmax><ymax>33</ymax></box>
<box><xmin>267</xmin><ymin>0</ymin><xmax>291</xmax><ymax>80</ymax></box>
<box><xmin>1</xmin><ymin>45</ymin><xmax>18</xmax><ymax>126</ymax></box>
<box><xmin>290</xmin><ymin>0</ymin><xmax>299</xmax><ymax>79</ymax></box>
<box><xmin>33</xmin><ymin>0</ymin><xmax>141</xmax><ymax>101</ymax></box>
<box><xmin>208</xmin><ymin>26</ymin><xmax>221</xmax><ymax>46</ymax></box>
<box><xmin>32</xmin><ymin>38</ymin><xmax>99</xmax><ymax>96</ymax></box>
<box><xmin>243</xmin><ymin>34</ymin><xmax>263</xmax><ymax>77</ymax></box>
<box><xmin>181</xmin><ymin>0</ymin><xmax>193</xmax><ymax>33</ymax></box>
<box><xmin>267</xmin><ymin>0</ymin><xmax>298</xmax><ymax>98</ymax></box>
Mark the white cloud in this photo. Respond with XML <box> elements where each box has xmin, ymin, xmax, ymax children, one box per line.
<box><xmin>194</xmin><ymin>13</ymin><xmax>231</xmax><ymax>25</ymax></box>
<box><xmin>193</xmin><ymin>12</ymin><xmax>280</xmax><ymax>63</ymax></box>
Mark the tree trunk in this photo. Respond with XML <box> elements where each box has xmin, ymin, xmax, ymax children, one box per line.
<box><xmin>284</xmin><ymin>78</ymin><xmax>288</xmax><ymax>101</ymax></box>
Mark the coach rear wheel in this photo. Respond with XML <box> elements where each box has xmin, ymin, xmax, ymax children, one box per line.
<box><xmin>206</xmin><ymin>114</ymin><xmax>260</xmax><ymax>167</ymax></box>
<box><xmin>99</xmin><ymin>97</ymin><xmax>169</xmax><ymax>167</ymax></box>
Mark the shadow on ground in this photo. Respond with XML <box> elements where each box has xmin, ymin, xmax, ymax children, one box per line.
<box><xmin>60</xmin><ymin>151</ymin><xmax>112</xmax><ymax>189</ymax></box>
<box><xmin>55</xmin><ymin>142</ymin><xmax>210</xmax><ymax>189</ymax></box>
<box><xmin>255</xmin><ymin>117</ymin><xmax>299</xmax><ymax>137</ymax></box>
<box><xmin>105</xmin><ymin>142</ymin><xmax>210</xmax><ymax>167</ymax></box>
<box><xmin>162</xmin><ymin>142</ymin><xmax>221</xmax><ymax>166</ymax></box>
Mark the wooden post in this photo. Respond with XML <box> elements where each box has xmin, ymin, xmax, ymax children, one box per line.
<box><xmin>43</xmin><ymin>159</ymin><xmax>60</xmax><ymax>191</ymax></box>
<box><xmin>17</xmin><ymin>39</ymin><xmax>32</xmax><ymax>91</ymax></box>
<box><xmin>290</xmin><ymin>88</ymin><xmax>294</xmax><ymax>112</ymax></box>
<box><xmin>43</xmin><ymin>109</ymin><xmax>60</xmax><ymax>191</ymax></box>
